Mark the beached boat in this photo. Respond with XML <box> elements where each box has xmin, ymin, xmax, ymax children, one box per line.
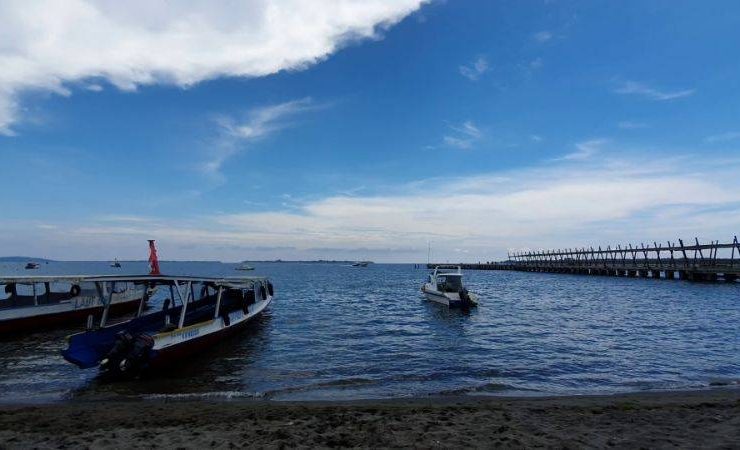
<box><xmin>0</xmin><ymin>276</ymin><xmax>148</xmax><ymax>335</ymax></box>
<box><xmin>62</xmin><ymin>240</ymin><xmax>274</xmax><ymax>378</ymax></box>
<box><xmin>62</xmin><ymin>274</ymin><xmax>273</xmax><ymax>378</ymax></box>
<box><xmin>421</xmin><ymin>266</ymin><xmax>479</xmax><ymax>308</ymax></box>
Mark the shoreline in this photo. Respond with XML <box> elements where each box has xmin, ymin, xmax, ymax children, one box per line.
<box><xmin>1</xmin><ymin>389</ymin><xmax>738</xmax><ymax>448</ymax></box>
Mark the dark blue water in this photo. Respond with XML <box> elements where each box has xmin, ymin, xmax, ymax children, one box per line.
<box><xmin>0</xmin><ymin>261</ymin><xmax>738</xmax><ymax>402</ymax></box>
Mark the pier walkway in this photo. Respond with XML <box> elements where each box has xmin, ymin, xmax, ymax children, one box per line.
<box><xmin>430</xmin><ymin>237</ymin><xmax>740</xmax><ymax>282</ymax></box>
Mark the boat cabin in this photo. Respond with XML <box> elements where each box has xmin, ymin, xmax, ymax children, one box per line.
<box><xmin>429</xmin><ymin>273</ymin><xmax>463</xmax><ymax>293</ymax></box>
<box><xmin>427</xmin><ymin>267</ymin><xmax>464</xmax><ymax>292</ymax></box>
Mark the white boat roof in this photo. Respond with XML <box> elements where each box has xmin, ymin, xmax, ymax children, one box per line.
<box><xmin>432</xmin><ymin>265</ymin><xmax>462</xmax><ymax>275</ymax></box>
<box><xmin>0</xmin><ymin>274</ymin><xmax>268</xmax><ymax>285</ymax></box>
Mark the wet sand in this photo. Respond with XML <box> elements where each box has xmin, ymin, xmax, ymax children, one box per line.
<box><xmin>1</xmin><ymin>389</ymin><xmax>738</xmax><ymax>449</ymax></box>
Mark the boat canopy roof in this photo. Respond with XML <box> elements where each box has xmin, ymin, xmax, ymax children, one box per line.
<box><xmin>432</xmin><ymin>265</ymin><xmax>462</xmax><ymax>276</ymax></box>
<box><xmin>0</xmin><ymin>274</ymin><xmax>268</xmax><ymax>287</ymax></box>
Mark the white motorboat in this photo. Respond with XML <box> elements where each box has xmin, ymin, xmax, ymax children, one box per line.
<box><xmin>235</xmin><ymin>262</ymin><xmax>255</xmax><ymax>271</ymax></box>
<box><xmin>421</xmin><ymin>266</ymin><xmax>479</xmax><ymax>308</ymax></box>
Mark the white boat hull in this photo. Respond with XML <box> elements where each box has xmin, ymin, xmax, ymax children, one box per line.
<box><xmin>422</xmin><ymin>288</ymin><xmax>457</xmax><ymax>306</ymax></box>
<box><xmin>421</xmin><ymin>284</ymin><xmax>478</xmax><ymax>308</ymax></box>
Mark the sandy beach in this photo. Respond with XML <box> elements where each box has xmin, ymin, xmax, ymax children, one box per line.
<box><xmin>1</xmin><ymin>389</ymin><xmax>738</xmax><ymax>449</ymax></box>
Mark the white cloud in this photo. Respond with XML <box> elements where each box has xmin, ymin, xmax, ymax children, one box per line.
<box><xmin>459</xmin><ymin>56</ymin><xmax>489</xmax><ymax>81</ymax></box>
<box><xmin>0</xmin><ymin>0</ymin><xmax>427</xmax><ymax>135</ymax></box>
<box><xmin>617</xmin><ymin>121</ymin><xmax>648</xmax><ymax>129</ymax></box>
<box><xmin>529</xmin><ymin>58</ymin><xmax>544</xmax><ymax>70</ymax></box>
<box><xmin>705</xmin><ymin>131</ymin><xmax>740</xmax><ymax>143</ymax></box>
<box><xmin>443</xmin><ymin>121</ymin><xmax>482</xmax><ymax>149</ymax></box>
<box><xmin>0</xmin><ymin>93</ymin><xmax>18</xmax><ymax>136</ymax></box>
<box><xmin>205</xmin><ymin>97</ymin><xmax>321</xmax><ymax>179</ymax></box>
<box><xmin>16</xmin><ymin>152</ymin><xmax>740</xmax><ymax>262</ymax></box>
<box><xmin>530</xmin><ymin>134</ymin><xmax>543</xmax><ymax>142</ymax></box>
<box><xmin>221</xmin><ymin>98</ymin><xmax>317</xmax><ymax>141</ymax></box>
<box><xmin>614</xmin><ymin>81</ymin><xmax>695</xmax><ymax>101</ymax></box>
<box><xmin>557</xmin><ymin>139</ymin><xmax>607</xmax><ymax>161</ymax></box>
<box><xmin>442</xmin><ymin>135</ymin><xmax>473</xmax><ymax>149</ymax></box>
<box><xmin>533</xmin><ymin>31</ymin><xmax>553</xmax><ymax>43</ymax></box>
<box><xmin>97</xmin><ymin>214</ymin><xmax>156</xmax><ymax>223</ymax></box>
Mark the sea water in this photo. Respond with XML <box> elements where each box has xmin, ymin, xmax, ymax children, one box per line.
<box><xmin>0</xmin><ymin>261</ymin><xmax>738</xmax><ymax>402</ymax></box>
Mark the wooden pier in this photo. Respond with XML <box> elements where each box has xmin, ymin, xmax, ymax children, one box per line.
<box><xmin>430</xmin><ymin>237</ymin><xmax>740</xmax><ymax>282</ymax></box>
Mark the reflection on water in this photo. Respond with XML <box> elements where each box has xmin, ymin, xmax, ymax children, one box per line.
<box><xmin>0</xmin><ymin>261</ymin><xmax>738</xmax><ymax>402</ymax></box>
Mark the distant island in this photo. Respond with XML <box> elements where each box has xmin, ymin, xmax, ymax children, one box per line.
<box><xmin>0</xmin><ymin>256</ymin><xmax>54</xmax><ymax>263</ymax></box>
<box><xmin>247</xmin><ymin>260</ymin><xmax>363</xmax><ymax>264</ymax></box>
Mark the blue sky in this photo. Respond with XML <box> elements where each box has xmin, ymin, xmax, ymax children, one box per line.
<box><xmin>1</xmin><ymin>0</ymin><xmax>740</xmax><ymax>262</ymax></box>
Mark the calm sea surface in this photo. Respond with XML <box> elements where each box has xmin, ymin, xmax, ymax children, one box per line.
<box><xmin>0</xmin><ymin>261</ymin><xmax>738</xmax><ymax>403</ymax></box>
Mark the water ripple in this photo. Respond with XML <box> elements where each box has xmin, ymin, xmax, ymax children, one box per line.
<box><xmin>0</xmin><ymin>261</ymin><xmax>738</xmax><ymax>402</ymax></box>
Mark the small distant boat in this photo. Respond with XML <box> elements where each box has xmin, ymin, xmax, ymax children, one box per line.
<box><xmin>421</xmin><ymin>266</ymin><xmax>478</xmax><ymax>308</ymax></box>
<box><xmin>110</xmin><ymin>259</ymin><xmax>122</xmax><ymax>268</ymax></box>
<box><xmin>24</xmin><ymin>262</ymin><xmax>39</xmax><ymax>270</ymax></box>
<box><xmin>235</xmin><ymin>262</ymin><xmax>255</xmax><ymax>271</ymax></box>
<box><xmin>351</xmin><ymin>261</ymin><xmax>369</xmax><ymax>267</ymax></box>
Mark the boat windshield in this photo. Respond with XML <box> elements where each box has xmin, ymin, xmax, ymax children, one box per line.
<box><xmin>436</xmin><ymin>275</ymin><xmax>462</xmax><ymax>292</ymax></box>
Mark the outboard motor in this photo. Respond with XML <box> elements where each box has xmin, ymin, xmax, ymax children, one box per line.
<box><xmin>69</xmin><ymin>284</ymin><xmax>81</xmax><ymax>297</ymax></box>
<box><xmin>244</xmin><ymin>288</ymin><xmax>256</xmax><ymax>313</ymax></box>
<box><xmin>100</xmin><ymin>330</ymin><xmax>154</xmax><ymax>379</ymax></box>
<box><xmin>458</xmin><ymin>288</ymin><xmax>473</xmax><ymax>309</ymax></box>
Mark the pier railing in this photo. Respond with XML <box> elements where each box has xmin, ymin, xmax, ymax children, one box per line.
<box><xmin>430</xmin><ymin>237</ymin><xmax>740</xmax><ymax>282</ymax></box>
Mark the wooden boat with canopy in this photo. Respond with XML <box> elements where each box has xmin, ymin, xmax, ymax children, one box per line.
<box><xmin>1</xmin><ymin>241</ymin><xmax>162</xmax><ymax>336</ymax></box>
<box><xmin>62</xmin><ymin>274</ymin><xmax>273</xmax><ymax>378</ymax></box>
<box><xmin>61</xmin><ymin>242</ymin><xmax>274</xmax><ymax>378</ymax></box>
<box><xmin>1</xmin><ymin>275</ymin><xmax>148</xmax><ymax>335</ymax></box>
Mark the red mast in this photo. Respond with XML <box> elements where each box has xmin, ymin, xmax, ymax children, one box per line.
<box><xmin>148</xmin><ymin>240</ymin><xmax>161</xmax><ymax>275</ymax></box>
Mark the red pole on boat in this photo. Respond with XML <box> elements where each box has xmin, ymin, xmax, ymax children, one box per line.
<box><xmin>148</xmin><ymin>240</ymin><xmax>161</xmax><ymax>275</ymax></box>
